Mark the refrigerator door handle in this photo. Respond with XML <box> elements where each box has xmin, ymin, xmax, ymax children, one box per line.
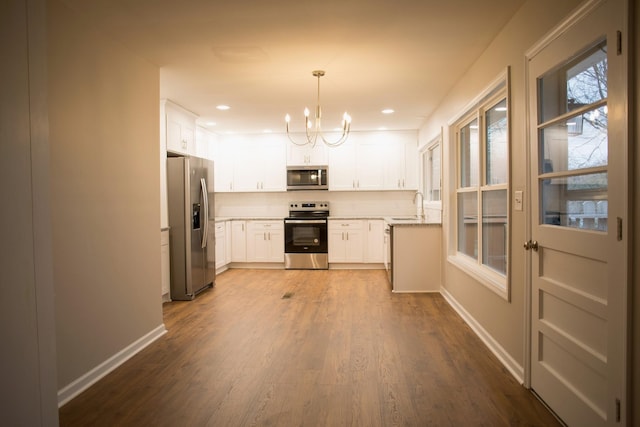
<box><xmin>201</xmin><ymin>177</ymin><xmax>208</xmax><ymax>248</ymax></box>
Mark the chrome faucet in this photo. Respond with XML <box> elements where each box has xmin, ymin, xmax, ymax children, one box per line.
<box><xmin>414</xmin><ymin>191</ymin><xmax>425</xmax><ymax>219</ymax></box>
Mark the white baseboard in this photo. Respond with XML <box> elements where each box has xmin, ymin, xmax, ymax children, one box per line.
<box><xmin>57</xmin><ymin>324</ymin><xmax>167</xmax><ymax>407</ymax></box>
<box><xmin>440</xmin><ymin>287</ymin><xmax>524</xmax><ymax>384</ymax></box>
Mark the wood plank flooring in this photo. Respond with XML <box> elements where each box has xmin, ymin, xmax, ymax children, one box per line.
<box><xmin>59</xmin><ymin>269</ymin><xmax>560</xmax><ymax>426</ymax></box>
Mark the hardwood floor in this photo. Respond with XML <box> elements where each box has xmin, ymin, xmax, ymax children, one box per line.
<box><xmin>59</xmin><ymin>269</ymin><xmax>560</xmax><ymax>426</ymax></box>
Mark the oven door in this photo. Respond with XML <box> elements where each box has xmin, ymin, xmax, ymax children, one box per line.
<box><xmin>284</xmin><ymin>219</ymin><xmax>328</xmax><ymax>253</ymax></box>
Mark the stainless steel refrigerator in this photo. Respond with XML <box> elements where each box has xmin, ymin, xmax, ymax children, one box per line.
<box><xmin>167</xmin><ymin>156</ymin><xmax>215</xmax><ymax>300</ymax></box>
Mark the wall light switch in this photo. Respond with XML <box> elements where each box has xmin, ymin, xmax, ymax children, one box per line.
<box><xmin>514</xmin><ymin>190</ymin><xmax>523</xmax><ymax>211</ymax></box>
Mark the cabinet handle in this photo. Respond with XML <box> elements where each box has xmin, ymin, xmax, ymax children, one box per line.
<box><xmin>341</xmin><ymin>232</ymin><xmax>345</xmax><ymax>240</ymax></box>
<box><xmin>397</xmin><ymin>179</ymin><xmax>401</xmax><ymax>188</ymax></box>
<box><xmin>264</xmin><ymin>232</ymin><xmax>266</xmax><ymax>240</ymax></box>
<box><xmin>346</xmin><ymin>232</ymin><xmax>349</xmax><ymax>241</ymax></box>
<box><xmin>402</xmin><ymin>179</ymin><xmax>405</xmax><ymax>188</ymax></box>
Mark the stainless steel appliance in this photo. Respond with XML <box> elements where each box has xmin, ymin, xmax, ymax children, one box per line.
<box><xmin>384</xmin><ymin>223</ymin><xmax>393</xmax><ymax>286</ymax></box>
<box><xmin>167</xmin><ymin>156</ymin><xmax>215</xmax><ymax>300</ymax></box>
<box><xmin>284</xmin><ymin>201</ymin><xmax>329</xmax><ymax>269</ymax></box>
<box><xmin>286</xmin><ymin>166</ymin><xmax>328</xmax><ymax>191</ymax></box>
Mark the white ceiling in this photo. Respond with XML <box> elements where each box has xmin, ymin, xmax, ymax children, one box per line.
<box><xmin>61</xmin><ymin>0</ymin><xmax>526</xmax><ymax>134</ymax></box>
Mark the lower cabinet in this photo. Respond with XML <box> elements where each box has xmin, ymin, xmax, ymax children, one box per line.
<box><xmin>328</xmin><ymin>220</ymin><xmax>364</xmax><ymax>263</ymax></box>
<box><xmin>246</xmin><ymin>220</ymin><xmax>284</xmax><ymax>263</ymax></box>
<box><xmin>231</xmin><ymin>220</ymin><xmax>247</xmax><ymax>262</ymax></box>
<box><xmin>366</xmin><ymin>219</ymin><xmax>385</xmax><ymax>263</ymax></box>
<box><xmin>214</xmin><ymin>221</ymin><xmax>226</xmax><ymax>269</ymax></box>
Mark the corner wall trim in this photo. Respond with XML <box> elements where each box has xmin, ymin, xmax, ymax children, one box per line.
<box><xmin>57</xmin><ymin>324</ymin><xmax>167</xmax><ymax>407</ymax></box>
<box><xmin>440</xmin><ymin>287</ymin><xmax>524</xmax><ymax>383</ymax></box>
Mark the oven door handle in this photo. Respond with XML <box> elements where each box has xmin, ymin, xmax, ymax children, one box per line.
<box><xmin>285</xmin><ymin>219</ymin><xmax>327</xmax><ymax>224</ymax></box>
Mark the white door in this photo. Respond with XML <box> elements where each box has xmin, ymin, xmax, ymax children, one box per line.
<box><xmin>527</xmin><ymin>0</ymin><xmax>628</xmax><ymax>425</ymax></box>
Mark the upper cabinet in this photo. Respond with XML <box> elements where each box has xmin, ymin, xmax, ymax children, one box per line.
<box><xmin>328</xmin><ymin>131</ymin><xmax>418</xmax><ymax>191</ymax></box>
<box><xmin>286</xmin><ymin>140</ymin><xmax>328</xmax><ymax>166</ymax></box>
<box><xmin>213</xmin><ymin>134</ymin><xmax>286</xmax><ymax>192</ymax></box>
<box><xmin>162</xmin><ymin>99</ymin><xmax>197</xmax><ymax>156</ymax></box>
<box><xmin>195</xmin><ymin>126</ymin><xmax>216</xmax><ymax>161</ymax></box>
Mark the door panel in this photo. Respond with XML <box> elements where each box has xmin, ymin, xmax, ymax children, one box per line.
<box><xmin>527</xmin><ymin>0</ymin><xmax>627</xmax><ymax>425</ymax></box>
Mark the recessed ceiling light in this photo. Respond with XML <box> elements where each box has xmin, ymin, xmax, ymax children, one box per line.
<box><xmin>378</xmin><ymin>127</ymin><xmax>388</xmax><ymax>131</ymax></box>
<box><xmin>381</xmin><ymin>109</ymin><xmax>395</xmax><ymax>114</ymax></box>
<box><xmin>206</xmin><ymin>121</ymin><xmax>216</xmax><ymax>126</ymax></box>
<box><xmin>263</xmin><ymin>129</ymin><xmax>272</xmax><ymax>133</ymax></box>
<box><xmin>216</xmin><ymin>105</ymin><xmax>230</xmax><ymax>110</ymax></box>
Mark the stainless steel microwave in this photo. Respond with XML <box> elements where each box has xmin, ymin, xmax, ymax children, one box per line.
<box><xmin>286</xmin><ymin>166</ymin><xmax>328</xmax><ymax>191</ymax></box>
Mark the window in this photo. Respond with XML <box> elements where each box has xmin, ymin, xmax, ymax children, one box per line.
<box><xmin>450</xmin><ymin>73</ymin><xmax>509</xmax><ymax>297</ymax></box>
<box><xmin>538</xmin><ymin>41</ymin><xmax>608</xmax><ymax>231</ymax></box>
<box><xmin>421</xmin><ymin>135</ymin><xmax>442</xmax><ymax>204</ymax></box>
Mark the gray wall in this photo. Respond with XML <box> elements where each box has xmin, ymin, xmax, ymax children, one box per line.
<box><xmin>0</xmin><ymin>0</ymin><xmax>58</xmax><ymax>424</ymax></box>
<box><xmin>47</xmin><ymin>0</ymin><xmax>163</xmax><ymax>390</ymax></box>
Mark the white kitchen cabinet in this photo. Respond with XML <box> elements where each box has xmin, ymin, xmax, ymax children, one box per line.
<box><xmin>365</xmin><ymin>219</ymin><xmax>385</xmax><ymax>263</ymax></box>
<box><xmin>385</xmin><ymin>134</ymin><xmax>418</xmax><ymax>190</ymax></box>
<box><xmin>286</xmin><ymin>141</ymin><xmax>328</xmax><ymax>166</ymax></box>
<box><xmin>231</xmin><ymin>220</ymin><xmax>247</xmax><ymax>262</ymax></box>
<box><xmin>225</xmin><ymin>220</ymin><xmax>232</xmax><ymax>265</ymax></box>
<box><xmin>232</xmin><ymin>137</ymin><xmax>285</xmax><ymax>192</ymax></box>
<box><xmin>214</xmin><ymin>221</ymin><xmax>226</xmax><ymax>269</ymax></box>
<box><xmin>161</xmin><ymin>229</ymin><xmax>170</xmax><ymax>299</ymax></box>
<box><xmin>328</xmin><ymin>131</ymin><xmax>418</xmax><ymax>191</ymax></box>
<box><xmin>196</xmin><ymin>126</ymin><xmax>216</xmax><ymax>161</ymax></box>
<box><xmin>328</xmin><ymin>220</ymin><xmax>364</xmax><ymax>263</ymax></box>
<box><xmin>212</xmin><ymin>138</ymin><xmax>235</xmax><ymax>192</ymax></box>
<box><xmin>246</xmin><ymin>220</ymin><xmax>284</xmax><ymax>262</ymax></box>
<box><xmin>163</xmin><ymin>100</ymin><xmax>197</xmax><ymax>156</ymax></box>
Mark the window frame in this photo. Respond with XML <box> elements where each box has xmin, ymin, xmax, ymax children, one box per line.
<box><xmin>420</xmin><ymin>131</ymin><xmax>443</xmax><ymax>212</ymax></box>
<box><xmin>448</xmin><ymin>69</ymin><xmax>511</xmax><ymax>300</ymax></box>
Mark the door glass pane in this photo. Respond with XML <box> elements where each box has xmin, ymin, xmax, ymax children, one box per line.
<box><xmin>482</xmin><ymin>189</ymin><xmax>507</xmax><ymax>274</ymax></box>
<box><xmin>538</xmin><ymin>41</ymin><xmax>607</xmax><ymax>123</ymax></box>
<box><xmin>540</xmin><ymin>106</ymin><xmax>608</xmax><ymax>172</ymax></box>
<box><xmin>459</xmin><ymin>119</ymin><xmax>479</xmax><ymax>188</ymax></box>
<box><xmin>457</xmin><ymin>192</ymin><xmax>478</xmax><ymax>259</ymax></box>
<box><xmin>486</xmin><ymin>99</ymin><xmax>508</xmax><ymax>185</ymax></box>
<box><xmin>541</xmin><ymin>172</ymin><xmax>607</xmax><ymax>231</ymax></box>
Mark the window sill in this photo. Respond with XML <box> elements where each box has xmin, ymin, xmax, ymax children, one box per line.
<box><xmin>447</xmin><ymin>253</ymin><xmax>509</xmax><ymax>301</ymax></box>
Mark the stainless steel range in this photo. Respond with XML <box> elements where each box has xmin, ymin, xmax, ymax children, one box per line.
<box><xmin>284</xmin><ymin>201</ymin><xmax>329</xmax><ymax>269</ymax></box>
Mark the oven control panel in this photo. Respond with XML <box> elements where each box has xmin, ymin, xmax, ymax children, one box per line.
<box><xmin>289</xmin><ymin>201</ymin><xmax>329</xmax><ymax>211</ymax></box>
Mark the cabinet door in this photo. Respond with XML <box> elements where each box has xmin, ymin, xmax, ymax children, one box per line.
<box><xmin>214</xmin><ymin>222</ymin><xmax>225</xmax><ymax>269</ymax></box>
<box><xmin>247</xmin><ymin>228</ymin><xmax>269</xmax><ymax>262</ymax></box>
<box><xmin>233</xmin><ymin>143</ymin><xmax>262</xmax><ymax>191</ymax></box>
<box><xmin>356</xmin><ymin>140</ymin><xmax>386</xmax><ymax>191</ymax></box>
<box><xmin>287</xmin><ymin>143</ymin><xmax>328</xmax><ymax>166</ymax></box>
<box><xmin>231</xmin><ymin>221</ymin><xmax>246</xmax><ymax>262</ymax></box>
<box><xmin>260</xmin><ymin>140</ymin><xmax>286</xmax><ymax>191</ymax></box>
<box><xmin>403</xmin><ymin>140</ymin><xmax>419</xmax><ymax>190</ymax></box>
<box><xmin>213</xmin><ymin>139</ymin><xmax>234</xmax><ymax>192</ymax></box>
<box><xmin>366</xmin><ymin>220</ymin><xmax>385</xmax><ymax>263</ymax></box>
<box><xmin>166</xmin><ymin>116</ymin><xmax>187</xmax><ymax>154</ymax></box>
<box><xmin>328</xmin><ymin>142</ymin><xmax>357</xmax><ymax>190</ymax></box>
<box><xmin>344</xmin><ymin>229</ymin><xmax>364</xmax><ymax>262</ymax></box>
<box><xmin>328</xmin><ymin>228</ymin><xmax>347</xmax><ymax>262</ymax></box>
<box><xmin>225</xmin><ymin>221</ymin><xmax>232</xmax><ymax>264</ymax></box>
<box><xmin>267</xmin><ymin>228</ymin><xmax>284</xmax><ymax>262</ymax></box>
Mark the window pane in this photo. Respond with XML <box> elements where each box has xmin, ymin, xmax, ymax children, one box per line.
<box><xmin>486</xmin><ymin>99</ymin><xmax>508</xmax><ymax>185</ymax></box>
<box><xmin>457</xmin><ymin>192</ymin><xmax>478</xmax><ymax>259</ymax></box>
<box><xmin>538</xmin><ymin>41</ymin><xmax>607</xmax><ymax>123</ymax></box>
<box><xmin>540</xmin><ymin>106</ymin><xmax>608</xmax><ymax>172</ymax></box>
<box><xmin>429</xmin><ymin>143</ymin><xmax>441</xmax><ymax>201</ymax></box>
<box><xmin>459</xmin><ymin>119</ymin><xmax>479</xmax><ymax>188</ymax></box>
<box><xmin>541</xmin><ymin>172</ymin><xmax>607</xmax><ymax>231</ymax></box>
<box><xmin>482</xmin><ymin>190</ymin><xmax>507</xmax><ymax>275</ymax></box>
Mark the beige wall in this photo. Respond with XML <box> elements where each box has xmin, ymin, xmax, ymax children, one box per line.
<box><xmin>418</xmin><ymin>0</ymin><xmax>583</xmax><ymax>373</ymax></box>
<box><xmin>48</xmin><ymin>0</ymin><xmax>163</xmax><ymax>389</ymax></box>
<box><xmin>1</xmin><ymin>0</ymin><xmax>58</xmax><ymax>424</ymax></box>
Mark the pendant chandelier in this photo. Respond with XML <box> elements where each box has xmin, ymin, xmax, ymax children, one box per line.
<box><xmin>285</xmin><ymin>70</ymin><xmax>351</xmax><ymax>147</ymax></box>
